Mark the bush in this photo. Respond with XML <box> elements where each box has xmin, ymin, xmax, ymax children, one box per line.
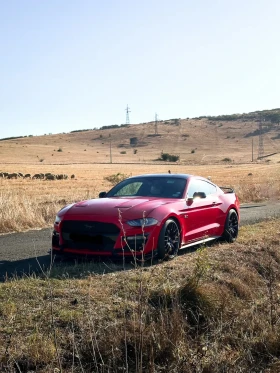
<box><xmin>206</xmin><ymin>114</ymin><xmax>239</xmax><ymax>121</ymax></box>
<box><xmin>191</xmin><ymin>149</ymin><xmax>195</xmax><ymax>154</ymax></box>
<box><xmin>160</xmin><ymin>153</ymin><xmax>180</xmax><ymax>162</ymax></box>
<box><xmin>120</xmin><ymin>151</ymin><xmax>126</xmax><ymax>154</ymax></box>
<box><xmin>104</xmin><ymin>172</ymin><xmax>130</xmax><ymax>186</ymax></box>
<box><xmin>130</xmin><ymin>137</ymin><xmax>138</xmax><ymax>146</ymax></box>
<box><xmin>169</xmin><ymin>154</ymin><xmax>180</xmax><ymax>162</ymax></box>
<box><xmin>0</xmin><ymin>136</ymin><xmax>25</xmax><ymax>141</ymax></box>
<box><xmin>222</xmin><ymin>157</ymin><xmax>232</xmax><ymax>162</ymax></box>
<box><xmin>161</xmin><ymin>153</ymin><xmax>169</xmax><ymax>161</ymax></box>
<box><xmin>98</xmin><ymin>124</ymin><xmax>128</xmax><ymax>130</ymax></box>
<box><xmin>133</xmin><ymin>149</ymin><xmax>138</xmax><ymax>154</ymax></box>
<box><xmin>57</xmin><ymin>148</ymin><xmax>63</xmax><ymax>152</ymax></box>
<box><xmin>70</xmin><ymin>129</ymin><xmax>92</xmax><ymax>133</ymax></box>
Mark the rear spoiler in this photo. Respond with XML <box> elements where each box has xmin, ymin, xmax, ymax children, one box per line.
<box><xmin>219</xmin><ymin>186</ymin><xmax>234</xmax><ymax>193</ymax></box>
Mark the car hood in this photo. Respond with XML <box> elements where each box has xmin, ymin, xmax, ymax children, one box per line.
<box><xmin>61</xmin><ymin>197</ymin><xmax>172</xmax><ymax>219</ymax></box>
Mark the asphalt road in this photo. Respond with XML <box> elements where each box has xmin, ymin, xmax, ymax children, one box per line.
<box><xmin>0</xmin><ymin>201</ymin><xmax>279</xmax><ymax>281</ymax></box>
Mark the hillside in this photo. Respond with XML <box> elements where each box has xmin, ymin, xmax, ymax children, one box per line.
<box><xmin>1</xmin><ymin>109</ymin><xmax>280</xmax><ymax>165</ymax></box>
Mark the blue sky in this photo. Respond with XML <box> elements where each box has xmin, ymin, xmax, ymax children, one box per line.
<box><xmin>1</xmin><ymin>0</ymin><xmax>279</xmax><ymax>138</ymax></box>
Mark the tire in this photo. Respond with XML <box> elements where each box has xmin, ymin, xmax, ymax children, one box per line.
<box><xmin>222</xmin><ymin>209</ymin><xmax>239</xmax><ymax>243</ymax></box>
<box><xmin>158</xmin><ymin>219</ymin><xmax>181</xmax><ymax>260</ymax></box>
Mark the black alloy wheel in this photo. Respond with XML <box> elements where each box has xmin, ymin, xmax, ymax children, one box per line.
<box><xmin>158</xmin><ymin>219</ymin><xmax>181</xmax><ymax>260</ymax></box>
<box><xmin>222</xmin><ymin>209</ymin><xmax>239</xmax><ymax>243</ymax></box>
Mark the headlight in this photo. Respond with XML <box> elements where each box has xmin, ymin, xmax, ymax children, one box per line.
<box><xmin>127</xmin><ymin>218</ymin><xmax>158</xmax><ymax>227</ymax></box>
<box><xmin>54</xmin><ymin>215</ymin><xmax>62</xmax><ymax>225</ymax></box>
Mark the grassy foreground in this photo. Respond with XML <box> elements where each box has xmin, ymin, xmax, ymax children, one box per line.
<box><xmin>1</xmin><ymin>219</ymin><xmax>280</xmax><ymax>372</ymax></box>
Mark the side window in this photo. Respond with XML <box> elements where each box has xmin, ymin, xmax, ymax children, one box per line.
<box><xmin>187</xmin><ymin>179</ymin><xmax>216</xmax><ymax>197</ymax></box>
<box><xmin>187</xmin><ymin>180</ymin><xmax>203</xmax><ymax>197</ymax></box>
<box><xmin>203</xmin><ymin>182</ymin><xmax>217</xmax><ymax>196</ymax></box>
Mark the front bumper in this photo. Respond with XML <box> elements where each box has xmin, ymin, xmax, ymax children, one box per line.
<box><xmin>52</xmin><ymin>219</ymin><xmax>159</xmax><ymax>257</ymax></box>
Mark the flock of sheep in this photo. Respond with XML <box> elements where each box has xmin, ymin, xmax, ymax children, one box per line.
<box><xmin>0</xmin><ymin>172</ymin><xmax>75</xmax><ymax>180</ymax></box>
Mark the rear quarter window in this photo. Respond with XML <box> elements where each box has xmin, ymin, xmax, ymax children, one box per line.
<box><xmin>187</xmin><ymin>179</ymin><xmax>217</xmax><ymax>197</ymax></box>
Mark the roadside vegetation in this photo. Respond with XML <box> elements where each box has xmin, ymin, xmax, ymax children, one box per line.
<box><xmin>0</xmin><ymin>219</ymin><xmax>280</xmax><ymax>372</ymax></box>
<box><xmin>0</xmin><ymin>163</ymin><xmax>279</xmax><ymax>233</ymax></box>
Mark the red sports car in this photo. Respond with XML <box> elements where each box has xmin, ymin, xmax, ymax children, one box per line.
<box><xmin>52</xmin><ymin>174</ymin><xmax>240</xmax><ymax>259</ymax></box>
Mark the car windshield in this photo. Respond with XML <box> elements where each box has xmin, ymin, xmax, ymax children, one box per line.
<box><xmin>106</xmin><ymin>177</ymin><xmax>187</xmax><ymax>199</ymax></box>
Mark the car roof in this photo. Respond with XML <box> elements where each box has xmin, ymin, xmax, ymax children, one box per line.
<box><xmin>128</xmin><ymin>173</ymin><xmax>192</xmax><ymax>180</ymax></box>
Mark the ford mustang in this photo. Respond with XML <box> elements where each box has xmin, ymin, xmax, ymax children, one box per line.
<box><xmin>52</xmin><ymin>174</ymin><xmax>240</xmax><ymax>260</ymax></box>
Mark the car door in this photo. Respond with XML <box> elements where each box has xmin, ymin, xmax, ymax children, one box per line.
<box><xmin>181</xmin><ymin>178</ymin><xmax>221</xmax><ymax>243</ymax></box>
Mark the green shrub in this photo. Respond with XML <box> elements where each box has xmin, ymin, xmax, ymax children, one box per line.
<box><xmin>160</xmin><ymin>152</ymin><xmax>180</xmax><ymax>162</ymax></box>
<box><xmin>57</xmin><ymin>148</ymin><xmax>63</xmax><ymax>152</ymax></box>
<box><xmin>104</xmin><ymin>172</ymin><xmax>130</xmax><ymax>186</ymax></box>
<box><xmin>222</xmin><ymin>157</ymin><xmax>232</xmax><ymax>162</ymax></box>
<box><xmin>120</xmin><ymin>151</ymin><xmax>126</xmax><ymax>154</ymax></box>
<box><xmin>161</xmin><ymin>153</ymin><xmax>169</xmax><ymax>161</ymax></box>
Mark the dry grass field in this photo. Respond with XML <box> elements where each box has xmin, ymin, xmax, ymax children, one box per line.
<box><xmin>0</xmin><ymin>115</ymin><xmax>280</xmax><ymax>233</ymax></box>
<box><xmin>0</xmin><ymin>162</ymin><xmax>279</xmax><ymax>233</ymax></box>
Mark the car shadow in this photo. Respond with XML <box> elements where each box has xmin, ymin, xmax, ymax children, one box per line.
<box><xmin>0</xmin><ymin>255</ymin><xmax>53</xmax><ymax>282</ymax></box>
<box><xmin>0</xmin><ymin>252</ymin><xmax>158</xmax><ymax>282</ymax></box>
<box><xmin>0</xmin><ymin>241</ymin><xmax>217</xmax><ymax>282</ymax></box>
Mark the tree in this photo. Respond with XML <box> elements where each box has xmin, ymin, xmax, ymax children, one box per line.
<box><xmin>268</xmin><ymin>113</ymin><xmax>280</xmax><ymax>125</ymax></box>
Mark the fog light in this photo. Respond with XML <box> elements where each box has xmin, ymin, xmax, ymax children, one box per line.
<box><xmin>123</xmin><ymin>234</ymin><xmax>149</xmax><ymax>251</ymax></box>
<box><xmin>126</xmin><ymin>235</ymin><xmax>147</xmax><ymax>241</ymax></box>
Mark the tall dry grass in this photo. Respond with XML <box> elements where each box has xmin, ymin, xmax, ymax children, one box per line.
<box><xmin>0</xmin><ymin>162</ymin><xmax>279</xmax><ymax>233</ymax></box>
<box><xmin>235</xmin><ymin>179</ymin><xmax>280</xmax><ymax>202</ymax></box>
<box><xmin>0</xmin><ymin>183</ymin><xmax>94</xmax><ymax>233</ymax></box>
<box><xmin>0</xmin><ymin>219</ymin><xmax>280</xmax><ymax>372</ymax></box>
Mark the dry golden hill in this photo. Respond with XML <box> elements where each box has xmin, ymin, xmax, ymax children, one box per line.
<box><xmin>1</xmin><ymin>113</ymin><xmax>280</xmax><ymax>166</ymax></box>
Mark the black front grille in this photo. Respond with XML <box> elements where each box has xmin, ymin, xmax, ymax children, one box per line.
<box><xmin>61</xmin><ymin>221</ymin><xmax>120</xmax><ymax>251</ymax></box>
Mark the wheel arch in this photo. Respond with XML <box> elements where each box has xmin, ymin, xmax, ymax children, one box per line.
<box><xmin>157</xmin><ymin>215</ymin><xmax>182</xmax><ymax>259</ymax></box>
<box><xmin>226</xmin><ymin>205</ymin><xmax>240</xmax><ymax>221</ymax></box>
<box><xmin>161</xmin><ymin>214</ymin><xmax>183</xmax><ymax>241</ymax></box>
<box><xmin>222</xmin><ymin>207</ymin><xmax>239</xmax><ymax>242</ymax></box>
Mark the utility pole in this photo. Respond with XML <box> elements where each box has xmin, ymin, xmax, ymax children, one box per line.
<box><xmin>125</xmin><ymin>105</ymin><xmax>131</xmax><ymax>125</ymax></box>
<box><xmin>109</xmin><ymin>134</ymin><xmax>112</xmax><ymax>163</ymax></box>
<box><xmin>252</xmin><ymin>137</ymin><xmax>254</xmax><ymax>162</ymax></box>
<box><xmin>155</xmin><ymin>113</ymin><xmax>158</xmax><ymax>135</ymax></box>
<box><xmin>258</xmin><ymin>114</ymin><xmax>264</xmax><ymax>159</ymax></box>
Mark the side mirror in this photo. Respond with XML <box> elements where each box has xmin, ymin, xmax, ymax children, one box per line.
<box><xmin>193</xmin><ymin>192</ymin><xmax>206</xmax><ymax>199</ymax></box>
<box><xmin>99</xmin><ymin>191</ymin><xmax>107</xmax><ymax>198</ymax></box>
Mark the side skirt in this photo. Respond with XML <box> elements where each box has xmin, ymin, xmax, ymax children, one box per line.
<box><xmin>180</xmin><ymin>236</ymin><xmax>220</xmax><ymax>250</ymax></box>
